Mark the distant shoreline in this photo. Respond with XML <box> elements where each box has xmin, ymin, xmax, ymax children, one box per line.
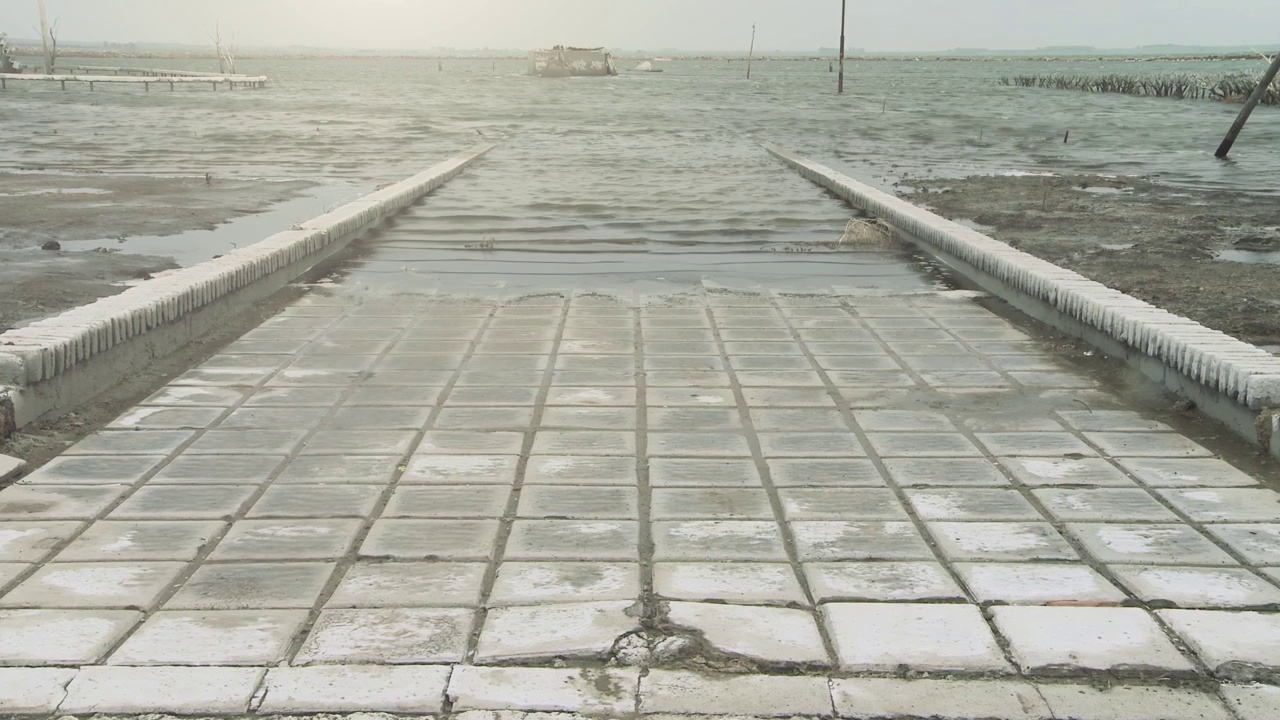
<box><xmin>9</xmin><ymin>48</ymin><xmax>1273</xmax><ymax>64</ymax></box>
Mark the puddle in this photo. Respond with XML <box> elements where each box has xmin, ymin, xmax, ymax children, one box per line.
<box><xmin>954</xmin><ymin>218</ymin><xmax>996</xmax><ymax>233</ymax></box>
<box><xmin>1099</xmin><ymin>243</ymin><xmax>1134</xmax><ymax>251</ymax></box>
<box><xmin>0</xmin><ymin>188</ymin><xmax>113</xmax><ymax>197</ymax></box>
<box><xmin>1217</xmin><ymin>248</ymin><xmax>1280</xmax><ymax>265</ymax></box>
<box><xmin>60</xmin><ymin>182</ymin><xmax>370</xmax><ymax>266</ymax></box>
<box><xmin>1077</xmin><ymin>187</ymin><xmax>1132</xmax><ymax>196</ymax></box>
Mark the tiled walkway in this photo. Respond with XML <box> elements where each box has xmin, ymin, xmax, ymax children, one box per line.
<box><xmin>2</xmin><ymin>289</ymin><xmax>1279</xmax><ymax>718</ymax></box>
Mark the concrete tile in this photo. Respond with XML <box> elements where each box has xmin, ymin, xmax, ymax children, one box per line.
<box><xmin>1086</xmin><ymin>432</ymin><xmax>1214</xmax><ymax>458</ymax></box>
<box><xmin>210</xmin><ymin>519</ymin><xmax>362</xmax><ymax>561</ymax></box>
<box><xmin>248</xmin><ymin>485</ymin><xmax>382</xmax><ymax>518</ymax></box>
<box><xmin>0</xmin><ymin>563</ymin><xmax>28</xmax><ymax>589</ymax></box>
<box><xmin>831</xmin><ymin>678</ymin><xmax>1051</xmax><ymax>720</ymax></box>
<box><xmin>760</xmin><ymin>433</ymin><xmax>865</xmax><ymax>457</ymax></box>
<box><xmin>742</xmin><ymin>387</ymin><xmax>836</xmax><ymax>407</ymax></box>
<box><xmin>361</xmin><ymin>519</ymin><xmax>500</xmax><ymax>560</ymax></box>
<box><xmin>0</xmin><ymin>485</ymin><xmax>130</xmax><ymax>520</ymax></box>
<box><xmin>276</xmin><ymin>455</ymin><xmax>399</xmax><ymax>484</ymax></box>
<box><xmin>506</xmin><ymin>520</ymin><xmax>638</xmax><ymax>561</ymax></box>
<box><xmin>546</xmin><ymin>386</ymin><xmax>637</xmax><ymax>406</ymax></box>
<box><xmin>906</xmin><ymin>489</ymin><xmax>1042</xmax><ymax>521</ymax></box>
<box><xmin>648</xmin><ymin>407</ymin><xmax>743</xmax><ymax>431</ymax></box>
<box><xmin>489</xmin><ymin>562</ymin><xmax>640</xmax><ymax>605</ymax></box>
<box><xmin>295</xmin><ymin>607</ymin><xmax>472</xmax><ymax>664</ymax></box>
<box><xmin>109</xmin><ymin>485</ymin><xmax>257</xmax><ymax>520</ymax></box>
<box><xmin>768</xmin><ymin>459</ymin><xmax>883</xmax><ymax>489</ymax></box>
<box><xmin>1111</xmin><ymin>566</ymin><xmax>1280</xmax><ymax>608</ymax></box>
<box><xmin>60</xmin><ymin>666</ymin><xmax>266</xmax><ymax>715</ymax></box>
<box><xmin>1067</xmin><ymin>523</ymin><xmax>1236</xmax><ymax>566</ymax></box>
<box><xmin>954</xmin><ymin>563</ymin><xmax>1127</xmax><ymax>606</ymax></box>
<box><xmin>649</xmin><ymin>432</ymin><xmax>752</xmax><ymax>457</ymax></box>
<box><xmin>167</xmin><ymin>562</ymin><xmax>335</xmax><ymax>610</ymax></box>
<box><xmin>1038</xmin><ymin>684</ymin><xmax>1232</xmax><ymax>720</ymax></box>
<box><xmin>781</xmin><ymin>488</ymin><xmax>908</xmax><ymax>520</ymax></box>
<box><xmin>448</xmin><ymin>666</ymin><xmax>638</xmax><ymax>714</ymax></box>
<box><xmin>0</xmin><ymin>667</ymin><xmax>76</xmax><ymax>714</ymax></box>
<box><xmin>109</xmin><ymin>609</ymin><xmax>306</xmax><ymax>665</ymax></box>
<box><xmin>385</xmin><ymin>486</ymin><xmax>511</xmax><ymax>518</ymax></box>
<box><xmin>792</xmin><ymin>521</ymin><xmax>935</xmax><ymax>561</ymax></box>
<box><xmin>992</xmin><ymin>606</ymin><xmax>1193</xmax><ymax>674</ymax></box>
<box><xmin>733</xmin><ymin>355</ymin><xmax>815</xmax><ymax>371</ymax></box>
<box><xmin>0</xmin><ymin>521</ymin><xmax>85</xmax><ymax>561</ymax></box>
<box><xmin>0</xmin><ymin>609</ymin><xmax>140</xmax><ymax>665</ymax></box>
<box><xmin>419</xmin><ymin>431</ymin><xmax>526</xmax><ymax>455</ymax></box>
<box><xmin>435</xmin><ymin>407</ymin><xmax>538</xmax><ymax>430</ymax></box>
<box><xmin>1057</xmin><ymin>410</ymin><xmax>1172</xmax><ymax>432</ymax></box>
<box><xmin>345</xmin><ymin>385</ymin><xmax>443</xmax><ymax>406</ymax></box>
<box><xmin>655</xmin><ymin>563</ymin><xmax>806</xmax><ymax>604</ymax></box>
<box><xmin>244</xmin><ymin>386</ymin><xmax>346</xmax><ymax>407</ymax></box>
<box><xmin>525</xmin><ymin>456</ymin><xmax>637</xmax><ymax>486</ymax></box>
<box><xmin>65</xmin><ymin>430</ymin><xmax>195</xmax><ymax>456</ymax></box>
<box><xmin>1221</xmin><ymin>683</ymin><xmax>1280</xmax><ymax>720</ymax></box>
<box><xmin>262</xmin><ymin>665</ymin><xmax>451</xmax><ymax>713</ymax></box>
<box><xmin>1158</xmin><ymin>610</ymin><xmax>1280</xmax><ymax>680</ymax></box>
<box><xmin>20</xmin><ymin>455</ymin><xmax>166</xmax><ymax>485</ymax></box>
<box><xmin>217</xmin><ymin>406</ymin><xmax>330</xmax><ymax>430</ymax></box>
<box><xmin>1158</xmin><ymin>489</ymin><xmax>1280</xmax><ymax>523</ymax></box>
<box><xmin>652</xmin><ymin>521</ymin><xmax>786</xmax><ymax>561</ymax></box>
<box><xmin>329</xmin><ymin>562</ymin><xmax>487</xmax><ymax>607</ymax></box>
<box><xmin>649</xmin><ymin>459</ymin><xmax>761</xmax><ymax>487</ymax></box>
<box><xmin>929</xmin><ymin>522</ymin><xmax>1079</xmax><ymax>561</ymax></box>
<box><xmin>855</xmin><ymin>410</ymin><xmax>956</xmax><ymax>432</ymax></box>
<box><xmin>638</xmin><ymin>669</ymin><xmax>832</xmax><ymax>717</ymax></box>
<box><xmin>447</xmin><ymin>386</ymin><xmax>541</xmax><ymax>405</ymax></box>
<box><xmin>867</xmin><ymin>433</ymin><xmax>980</xmax><ymax>457</ymax></box>
<box><xmin>1000</xmin><ymin>457</ymin><xmax>1136</xmax><ymax>487</ymax></box>
<box><xmin>402</xmin><ymin>455</ymin><xmax>520</xmax><ymax>484</ymax></box>
<box><xmin>652</xmin><ymin>488</ymin><xmax>774</xmax><ymax>520</ymax></box>
<box><xmin>666</xmin><ymin>601</ymin><xmax>828</xmax><ymax>665</ymax></box>
<box><xmin>326</xmin><ymin>406</ymin><xmax>433</xmax><ymax>430</ymax></box>
<box><xmin>884</xmin><ymin>458</ymin><xmax>1010</xmax><ymax>487</ymax></box>
<box><xmin>186</xmin><ymin>429</ymin><xmax>308</xmax><ymax>455</ymax></box>
<box><xmin>149</xmin><ymin>454</ymin><xmax>284</xmax><ymax>485</ymax></box>
<box><xmin>1034</xmin><ymin>489</ymin><xmax>1179</xmax><ymax>522</ymax></box>
<box><xmin>542</xmin><ymin>407</ymin><xmax>636</xmax><ymax>429</ymax></box>
<box><xmin>649</xmin><ymin>387</ymin><xmax>736</xmax><ymax>407</ymax></box>
<box><xmin>975</xmin><ymin>432</ymin><xmax>1097</xmax><ymax>457</ymax></box>
<box><xmin>822</xmin><ymin>603</ymin><xmax>1010</xmax><ymax>672</ymax></box>
<box><xmin>805</xmin><ymin>562</ymin><xmax>964</xmax><ymax>602</ymax></box>
<box><xmin>301</xmin><ymin>430</ymin><xmax>419</xmax><ymax>456</ymax></box>
<box><xmin>475</xmin><ymin>601</ymin><xmax>639</xmax><ymax>663</ymax></box>
<box><xmin>144</xmin><ymin>385</ymin><xmax>249</xmax><ymax>407</ymax></box>
<box><xmin>0</xmin><ymin>561</ymin><xmax>186</xmax><ymax>609</ymax></box>
<box><xmin>1119</xmin><ymin>458</ymin><xmax>1260</xmax><ymax>488</ymax></box>
<box><xmin>519</xmin><ymin>486</ymin><xmax>638</xmax><ymax>519</ymax></box>
<box><xmin>1205</xmin><ymin>525</ymin><xmax>1280</xmax><ymax>565</ymax></box>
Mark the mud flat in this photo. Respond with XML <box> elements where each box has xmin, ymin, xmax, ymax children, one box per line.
<box><xmin>0</xmin><ymin>172</ymin><xmax>313</xmax><ymax>330</ymax></box>
<box><xmin>909</xmin><ymin>174</ymin><xmax>1280</xmax><ymax>346</ymax></box>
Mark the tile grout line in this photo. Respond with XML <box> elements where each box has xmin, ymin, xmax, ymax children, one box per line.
<box><xmin>461</xmin><ymin>293</ymin><xmax>572</xmax><ymax>664</ymax></box>
<box><xmin>702</xmin><ymin>293</ymin><xmax>837</xmax><ymax>668</ymax></box>
<box><xmin>633</xmin><ymin>301</ymin><xmax>657</xmax><ymax>624</ymax></box>
<box><xmin>280</xmin><ymin>298</ymin><xmax>500</xmax><ymax>667</ymax></box>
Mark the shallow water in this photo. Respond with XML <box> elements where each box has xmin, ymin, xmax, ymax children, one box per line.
<box><xmin>2</xmin><ymin>55</ymin><xmax>1278</xmax><ymax>284</ymax></box>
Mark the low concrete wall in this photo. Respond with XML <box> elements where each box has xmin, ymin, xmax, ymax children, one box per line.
<box><xmin>763</xmin><ymin>143</ymin><xmax>1280</xmax><ymax>457</ymax></box>
<box><xmin>0</xmin><ymin>143</ymin><xmax>495</xmax><ymax>431</ymax></box>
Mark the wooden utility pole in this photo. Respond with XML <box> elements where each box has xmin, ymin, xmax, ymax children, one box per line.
<box><xmin>1216</xmin><ymin>52</ymin><xmax>1280</xmax><ymax>159</ymax></box>
<box><xmin>747</xmin><ymin>23</ymin><xmax>756</xmax><ymax>79</ymax></box>
<box><xmin>838</xmin><ymin>0</ymin><xmax>847</xmax><ymax>94</ymax></box>
<box><xmin>37</xmin><ymin>0</ymin><xmax>52</xmax><ymax>74</ymax></box>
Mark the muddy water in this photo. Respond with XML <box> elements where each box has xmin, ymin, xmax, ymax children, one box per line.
<box><xmin>2</xmin><ymin>55</ymin><xmax>1277</xmax><ymax>286</ymax></box>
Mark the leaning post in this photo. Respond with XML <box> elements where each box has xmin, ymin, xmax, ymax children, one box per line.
<box><xmin>838</xmin><ymin>0</ymin><xmax>847</xmax><ymax>94</ymax></box>
<box><xmin>1216</xmin><ymin>52</ymin><xmax>1280</xmax><ymax>159</ymax></box>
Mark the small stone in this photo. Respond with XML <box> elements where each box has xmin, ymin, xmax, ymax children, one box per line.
<box><xmin>611</xmin><ymin>633</ymin><xmax>650</xmax><ymax>666</ymax></box>
<box><xmin>40</xmin><ymin>240</ymin><xmax>61</xmax><ymax>251</ymax></box>
<box><xmin>651</xmin><ymin>635</ymin><xmax>697</xmax><ymax>664</ymax></box>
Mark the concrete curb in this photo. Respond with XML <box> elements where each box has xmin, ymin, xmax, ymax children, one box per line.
<box><xmin>763</xmin><ymin>143</ymin><xmax>1280</xmax><ymax>454</ymax></box>
<box><xmin>0</xmin><ymin>143</ymin><xmax>495</xmax><ymax>430</ymax></box>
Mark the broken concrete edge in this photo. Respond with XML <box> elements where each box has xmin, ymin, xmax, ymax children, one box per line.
<box><xmin>0</xmin><ymin>143</ymin><xmax>496</xmax><ymax>432</ymax></box>
<box><xmin>762</xmin><ymin>142</ymin><xmax>1280</xmax><ymax>456</ymax></box>
<box><xmin>0</xmin><ymin>664</ymin><xmax>1261</xmax><ymax>717</ymax></box>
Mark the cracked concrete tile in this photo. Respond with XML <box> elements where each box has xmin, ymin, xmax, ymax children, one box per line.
<box><xmin>295</xmin><ymin>608</ymin><xmax>472</xmax><ymax>664</ymax></box>
<box><xmin>0</xmin><ymin>667</ymin><xmax>76</xmax><ymax>714</ymax></box>
<box><xmin>665</xmin><ymin>602</ymin><xmax>828</xmax><ymax>665</ymax></box>
<box><xmin>60</xmin><ymin>666</ymin><xmax>266</xmax><ymax>715</ymax></box>
<box><xmin>655</xmin><ymin>563</ymin><xmax>806</xmax><ymax>605</ymax></box>
<box><xmin>475</xmin><ymin>601</ymin><xmax>639</xmax><ymax>663</ymax></box>
<box><xmin>448</xmin><ymin>666</ymin><xmax>638</xmax><ymax>714</ymax></box>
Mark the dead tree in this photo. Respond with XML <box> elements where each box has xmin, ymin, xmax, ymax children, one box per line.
<box><xmin>47</xmin><ymin>17</ymin><xmax>59</xmax><ymax>70</ymax></box>
<box><xmin>209</xmin><ymin>21</ymin><xmax>237</xmax><ymax>75</ymax></box>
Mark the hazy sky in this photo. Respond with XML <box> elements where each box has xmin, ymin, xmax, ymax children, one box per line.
<box><xmin>4</xmin><ymin>0</ymin><xmax>1279</xmax><ymax>52</ymax></box>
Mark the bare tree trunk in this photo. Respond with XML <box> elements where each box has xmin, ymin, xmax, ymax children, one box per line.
<box><xmin>48</xmin><ymin>18</ymin><xmax>59</xmax><ymax>71</ymax></box>
<box><xmin>37</xmin><ymin>0</ymin><xmax>51</xmax><ymax>74</ymax></box>
<box><xmin>746</xmin><ymin>23</ymin><xmax>756</xmax><ymax>80</ymax></box>
<box><xmin>838</xmin><ymin>0</ymin><xmax>846</xmax><ymax>94</ymax></box>
<box><xmin>1216</xmin><ymin>52</ymin><xmax>1280</xmax><ymax>158</ymax></box>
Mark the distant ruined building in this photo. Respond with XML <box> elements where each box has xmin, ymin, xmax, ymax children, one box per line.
<box><xmin>528</xmin><ymin>46</ymin><xmax>617</xmax><ymax>77</ymax></box>
<box><xmin>0</xmin><ymin>34</ymin><xmax>22</xmax><ymax>73</ymax></box>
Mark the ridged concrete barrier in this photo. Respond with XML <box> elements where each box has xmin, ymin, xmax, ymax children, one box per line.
<box><xmin>764</xmin><ymin>142</ymin><xmax>1280</xmax><ymax>456</ymax></box>
<box><xmin>0</xmin><ymin>143</ymin><xmax>495</xmax><ymax>431</ymax></box>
